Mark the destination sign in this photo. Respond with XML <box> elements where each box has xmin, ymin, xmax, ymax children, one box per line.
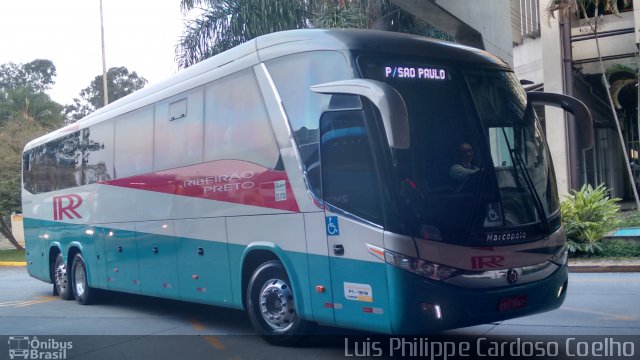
<box><xmin>384</xmin><ymin>66</ymin><xmax>447</xmax><ymax>80</ymax></box>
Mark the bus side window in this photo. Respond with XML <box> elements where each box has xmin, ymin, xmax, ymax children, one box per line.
<box><xmin>266</xmin><ymin>51</ymin><xmax>353</xmax><ymax>196</ymax></box>
<box><xmin>80</xmin><ymin>122</ymin><xmax>114</xmax><ymax>185</ymax></box>
<box><xmin>204</xmin><ymin>70</ymin><xmax>279</xmax><ymax>168</ymax></box>
<box><xmin>320</xmin><ymin>109</ymin><xmax>382</xmax><ymax>223</ymax></box>
<box><xmin>154</xmin><ymin>89</ymin><xmax>204</xmax><ymax>171</ymax></box>
<box><xmin>114</xmin><ymin>106</ymin><xmax>154</xmax><ymax>178</ymax></box>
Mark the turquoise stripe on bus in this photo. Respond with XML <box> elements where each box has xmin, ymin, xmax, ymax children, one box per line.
<box><xmin>327</xmin><ymin>256</ymin><xmax>391</xmax><ymax>334</ymax></box>
<box><xmin>23</xmin><ymin>217</ymin><xmax>316</xmax><ymax>319</ymax></box>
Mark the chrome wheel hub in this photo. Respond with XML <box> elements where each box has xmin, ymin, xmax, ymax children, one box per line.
<box><xmin>74</xmin><ymin>264</ymin><xmax>86</xmax><ymax>297</ymax></box>
<box><xmin>259</xmin><ymin>279</ymin><xmax>296</xmax><ymax>331</ymax></box>
<box><xmin>55</xmin><ymin>263</ymin><xmax>68</xmax><ymax>293</ymax></box>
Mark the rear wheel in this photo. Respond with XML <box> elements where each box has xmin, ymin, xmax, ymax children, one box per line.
<box><xmin>53</xmin><ymin>253</ymin><xmax>73</xmax><ymax>300</ymax></box>
<box><xmin>71</xmin><ymin>253</ymin><xmax>98</xmax><ymax>305</ymax></box>
<box><xmin>246</xmin><ymin>261</ymin><xmax>313</xmax><ymax>345</ymax></box>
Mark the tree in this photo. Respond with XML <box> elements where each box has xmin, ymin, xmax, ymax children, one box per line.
<box><xmin>177</xmin><ymin>0</ymin><xmax>311</xmax><ymax>68</ymax></box>
<box><xmin>0</xmin><ymin>117</ymin><xmax>48</xmax><ymax>219</ymax></box>
<box><xmin>0</xmin><ymin>59</ymin><xmax>63</xmax><ymax>128</ymax></box>
<box><xmin>0</xmin><ymin>117</ymin><xmax>49</xmax><ymax>251</ymax></box>
<box><xmin>0</xmin><ymin>87</ymin><xmax>63</xmax><ymax>127</ymax></box>
<box><xmin>0</xmin><ymin>114</ymin><xmax>53</xmax><ymax>213</ymax></box>
<box><xmin>176</xmin><ymin>0</ymin><xmax>452</xmax><ymax>68</ymax></box>
<box><xmin>0</xmin><ymin>60</ymin><xmax>63</xmax><ymax>249</ymax></box>
<box><xmin>64</xmin><ymin>66</ymin><xmax>148</xmax><ymax>122</ymax></box>
<box><xmin>546</xmin><ymin>0</ymin><xmax>639</xmax><ymax>208</ymax></box>
<box><xmin>0</xmin><ymin>59</ymin><xmax>56</xmax><ymax>94</ymax></box>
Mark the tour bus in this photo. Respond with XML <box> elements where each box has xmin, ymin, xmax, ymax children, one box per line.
<box><xmin>22</xmin><ymin>29</ymin><xmax>592</xmax><ymax>344</ymax></box>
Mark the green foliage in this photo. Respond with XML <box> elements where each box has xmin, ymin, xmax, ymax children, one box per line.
<box><xmin>176</xmin><ymin>0</ymin><xmax>455</xmax><ymax>68</ymax></box>
<box><xmin>0</xmin><ymin>59</ymin><xmax>56</xmax><ymax>94</ymax></box>
<box><xmin>0</xmin><ymin>87</ymin><xmax>63</xmax><ymax>127</ymax></box>
<box><xmin>616</xmin><ymin>210</ymin><xmax>640</xmax><ymax>228</ymax></box>
<box><xmin>313</xmin><ymin>1</ymin><xmax>368</xmax><ymax>29</ymax></box>
<box><xmin>0</xmin><ymin>60</ymin><xmax>63</xmax><ymax>127</ymax></box>
<box><xmin>560</xmin><ymin>184</ymin><xmax>621</xmax><ymax>254</ymax></box>
<box><xmin>63</xmin><ymin>66</ymin><xmax>148</xmax><ymax>122</ymax></box>
<box><xmin>599</xmin><ymin>239</ymin><xmax>640</xmax><ymax>258</ymax></box>
<box><xmin>0</xmin><ymin>59</ymin><xmax>61</xmax><ymax>215</ymax></box>
<box><xmin>0</xmin><ymin>249</ymin><xmax>26</xmax><ymax>262</ymax></box>
<box><xmin>177</xmin><ymin>0</ymin><xmax>310</xmax><ymax>68</ymax></box>
<box><xmin>0</xmin><ymin>117</ymin><xmax>49</xmax><ymax>214</ymax></box>
<box><xmin>546</xmin><ymin>0</ymin><xmax>628</xmax><ymax>20</ymax></box>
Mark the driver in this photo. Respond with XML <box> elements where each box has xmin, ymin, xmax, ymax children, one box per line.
<box><xmin>449</xmin><ymin>142</ymin><xmax>480</xmax><ymax>185</ymax></box>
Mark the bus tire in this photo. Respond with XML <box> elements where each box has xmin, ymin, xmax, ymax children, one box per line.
<box><xmin>53</xmin><ymin>253</ymin><xmax>73</xmax><ymax>300</ymax></box>
<box><xmin>71</xmin><ymin>253</ymin><xmax>97</xmax><ymax>305</ymax></box>
<box><xmin>246</xmin><ymin>260</ymin><xmax>313</xmax><ymax>345</ymax></box>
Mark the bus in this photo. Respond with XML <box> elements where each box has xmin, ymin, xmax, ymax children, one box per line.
<box><xmin>22</xmin><ymin>29</ymin><xmax>592</xmax><ymax>344</ymax></box>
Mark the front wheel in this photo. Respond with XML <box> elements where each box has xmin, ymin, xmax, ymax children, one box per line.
<box><xmin>71</xmin><ymin>253</ymin><xmax>98</xmax><ymax>305</ymax></box>
<box><xmin>246</xmin><ymin>261</ymin><xmax>313</xmax><ymax>345</ymax></box>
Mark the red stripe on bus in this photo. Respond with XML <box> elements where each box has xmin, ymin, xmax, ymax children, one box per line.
<box><xmin>101</xmin><ymin>160</ymin><xmax>300</xmax><ymax>212</ymax></box>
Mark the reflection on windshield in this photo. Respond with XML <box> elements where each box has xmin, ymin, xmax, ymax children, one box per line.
<box><xmin>358</xmin><ymin>55</ymin><xmax>558</xmax><ymax>243</ymax></box>
<box><xmin>359</xmin><ymin>56</ymin><xmax>487</xmax><ymax>241</ymax></box>
<box><xmin>466</xmin><ymin>70</ymin><xmax>559</xmax><ymax>227</ymax></box>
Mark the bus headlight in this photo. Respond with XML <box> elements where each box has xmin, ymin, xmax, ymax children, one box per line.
<box><xmin>384</xmin><ymin>250</ymin><xmax>459</xmax><ymax>281</ymax></box>
<box><xmin>549</xmin><ymin>245</ymin><xmax>568</xmax><ymax>266</ymax></box>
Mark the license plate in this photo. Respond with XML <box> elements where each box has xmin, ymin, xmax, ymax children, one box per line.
<box><xmin>498</xmin><ymin>294</ymin><xmax>527</xmax><ymax>312</ymax></box>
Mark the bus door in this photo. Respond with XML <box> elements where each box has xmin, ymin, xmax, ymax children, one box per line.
<box><xmin>319</xmin><ymin>102</ymin><xmax>391</xmax><ymax>333</ymax></box>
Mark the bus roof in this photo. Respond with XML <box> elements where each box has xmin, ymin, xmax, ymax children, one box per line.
<box><xmin>25</xmin><ymin>29</ymin><xmax>509</xmax><ymax>151</ymax></box>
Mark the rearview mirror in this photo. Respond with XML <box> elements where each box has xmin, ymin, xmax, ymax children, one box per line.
<box><xmin>527</xmin><ymin>91</ymin><xmax>593</xmax><ymax>150</ymax></box>
<box><xmin>310</xmin><ymin>79</ymin><xmax>410</xmax><ymax>149</ymax></box>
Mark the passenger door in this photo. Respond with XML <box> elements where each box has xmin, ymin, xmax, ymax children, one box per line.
<box><xmin>319</xmin><ymin>106</ymin><xmax>391</xmax><ymax>333</ymax></box>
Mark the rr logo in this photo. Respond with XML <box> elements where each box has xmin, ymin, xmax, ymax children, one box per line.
<box><xmin>53</xmin><ymin>194</ymin><xmax>83</xmax><ymax>220</ymax></box>
<box><xmin>471</xmin><ymin>255</ymin><xmax>505</xmax><ymax>269</ymax></box>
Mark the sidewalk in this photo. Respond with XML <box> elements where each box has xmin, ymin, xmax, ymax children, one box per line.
<box><xmin>568</xmin><ymin>258</ymin><xmax>640</xmax><ymax>273</ymax></box>
<box><xmin>0</xmin><ymin>261</ymin><xmax>26</xmax><ymax>267</ymax></box>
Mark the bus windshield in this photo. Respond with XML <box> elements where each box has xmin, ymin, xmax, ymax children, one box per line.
<box><xmin>358</xmin><ymin>55</ymin><xmax>559</xmax><ymax>245</ymax></box>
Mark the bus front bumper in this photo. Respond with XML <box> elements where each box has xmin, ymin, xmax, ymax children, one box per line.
<box><xmin>385</xmin><ymin>263</ymin><xmax>568</xmax><ymax>334</ymax></box>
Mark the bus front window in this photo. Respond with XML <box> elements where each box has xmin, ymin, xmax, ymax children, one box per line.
<box><xmin>358</xmin><ymin>56</ymin><xmax>487</xmax><ymax>242</ymax></box>
<box><xmin>465</xmin><ymin>69</ymin><xmax>559</xmax><ymax>228</ymax></box>
<box><xmin>357</xmin><ymin>55</ymin><xmax>558</xmax><ymax>245</ymax></box>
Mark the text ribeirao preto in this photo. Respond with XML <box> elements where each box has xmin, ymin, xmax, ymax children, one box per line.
<box><xmin>183</xmin><ymin>171</ymin><xmax>255</xmax><ymax>194</ymax></box>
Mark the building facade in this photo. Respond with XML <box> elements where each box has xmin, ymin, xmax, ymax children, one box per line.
<box><xmin>394</xmin><ymin>0</ymin><xmax>639</xmax><ymax>200</ymax></box>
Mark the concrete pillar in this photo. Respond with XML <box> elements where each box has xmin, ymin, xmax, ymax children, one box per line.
<box><xmin>540</xmin><ymin>0</ymin><xmax>570</xmax><ymax>196</ymax></box>
<box><xmin>435</xmin><ymin>0</ymin><xmax>513</xmax><ymax>67</ymax></box>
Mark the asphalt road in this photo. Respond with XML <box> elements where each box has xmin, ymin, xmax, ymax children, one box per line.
<box><xmin>0</xmin><ymin>267</ymin><xmax>638</xmax><ymax>359</ymax></box>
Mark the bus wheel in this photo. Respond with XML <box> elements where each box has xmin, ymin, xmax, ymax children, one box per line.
<box><xmin>71</xmin><ymin>253</ymin><xmax>97</xmax><ymax>305</ymax></box>
<box><xmin>53</xmin><ymin>254</ymin><xmax>73</xmax><ymax>300</ymax></box>
<box><xmin>246</xmin><ymin>260</ymin><xmax>313</xmax><ymax>345</ymax></box>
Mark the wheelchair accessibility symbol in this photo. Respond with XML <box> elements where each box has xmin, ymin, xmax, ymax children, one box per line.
<box><xmin>326</xmin><ymin>216</ymin><xmax>340</xmax><ymax>236</ymax></box>
<box><xmin>486</xmin><ymin>202</ymin><xmax>502</xmax><ymax>224</ymax></box>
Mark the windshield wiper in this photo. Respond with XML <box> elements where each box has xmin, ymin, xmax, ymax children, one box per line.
<box><xmin>499</xmin><ymin>127</ymin><xmax>549</xmax><ymax>232</ymax></box>
<box><xmin>510</xmin><ymin>148</ymin><xmax>550</xmax><ymax>232</ymax></box>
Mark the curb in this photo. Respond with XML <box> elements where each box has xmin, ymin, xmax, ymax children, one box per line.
<box><xmin>0</xmin><ymin>261</ymin><xmax>26</xmax><ymax>267</ymax></box>
<box><xmin>568</xmin><ymin>264</ymin><xmax>640</xmax><ymax>273</ymax></box>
